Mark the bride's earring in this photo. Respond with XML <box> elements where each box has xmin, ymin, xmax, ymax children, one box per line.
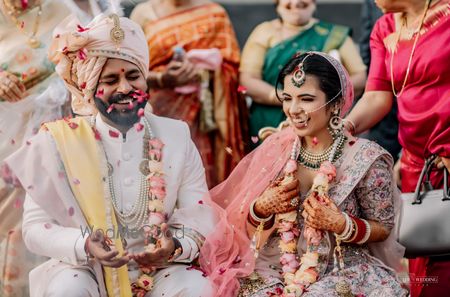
<box><xmin>328</xmin><ymin>109</ymin><xmax>343</xmax><ymax>139</ymax></box>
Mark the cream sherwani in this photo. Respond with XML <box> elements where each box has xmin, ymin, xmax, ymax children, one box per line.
<box><xmin>6</xmin><ymin>112</ymin><xmax>216</xmax><ymax>297</ymax></box>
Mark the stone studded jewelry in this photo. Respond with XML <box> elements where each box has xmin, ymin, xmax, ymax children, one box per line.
<box><xmin>109</xmin><ymin>13</ymin><xmax>125</xmax><ymax>49</ymax></box>
<box><xmin>291</xmin><ymin>53</ymin><xmax>313</xmax><ymax>88</ymax></box>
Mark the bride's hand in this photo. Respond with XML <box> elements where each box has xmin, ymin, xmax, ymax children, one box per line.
<box><xmin>302</xmin><ymin>193</ymin><xmax>346</xmax><ymax>234</ymax></box>
<box><xmin>254</xmin><ymin>177</ymin><xmax>300</xmax><ymax>218</ymax></box>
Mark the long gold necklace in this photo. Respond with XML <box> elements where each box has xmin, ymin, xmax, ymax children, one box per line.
<box><xmin>389</xmin><ymin>0</ymin><xmax>431</xmax><ymax>97</ymax></box>
<box><xmin>3</xmin><ymin>0</ymin><xmax>42</xmax><ymax>48</ymax></box>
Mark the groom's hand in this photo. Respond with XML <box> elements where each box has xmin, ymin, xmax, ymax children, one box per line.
<box><xmin>131</xmin><ymin>223</ymin><xmax>176</xmax><ymax>269</ymax></box>
<box><xmin>86</xmin><ymin>229</ymin><xmax>130</xmax><ymax>268</ymax></box>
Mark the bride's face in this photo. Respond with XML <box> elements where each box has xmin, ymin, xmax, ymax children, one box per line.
<box><xmin>281</xmin><ymin>74</ymin><xmax>333</xmax><ymax>137</ymax></box>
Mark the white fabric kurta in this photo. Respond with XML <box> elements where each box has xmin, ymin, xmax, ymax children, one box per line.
<box><xmin>6</xmin><ymin>112</ymin><xmax>217</xmax><ymax>297</ymax></box>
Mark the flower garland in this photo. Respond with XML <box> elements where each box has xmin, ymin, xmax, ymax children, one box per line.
<box><xmin>129</xmin><ymin>133</ymin><xmax>167</xmax><ymax>296</ymax></box>
<box><xmin>276</xmin><ymin>139</ymin><xmax>337</xmax><ymax>297</ymax></box>
<box><xmin>132</xmin><ymin>105</ymin><xmax>167</xmax><ymax>296</ymax></box>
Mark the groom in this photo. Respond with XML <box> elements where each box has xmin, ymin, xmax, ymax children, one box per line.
<box><xmin>6</xmin><ymin>14</ymin><xmax>215</xmax><ymax>297</ymax></box>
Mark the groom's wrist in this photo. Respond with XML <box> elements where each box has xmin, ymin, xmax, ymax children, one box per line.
<box><xmin>168</xmin><ymin>237</ymin><xmax>183</xmax><ymax>261</ymax></box>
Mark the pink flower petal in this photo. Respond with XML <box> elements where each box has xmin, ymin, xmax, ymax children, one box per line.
<box><xmin>26</xmin><ymin>140</ymin><xmax>31</xmax><ymax>145</ymax></box>
<box><xmin>137</xmin><ymin>108</ymin><xmax>145</xmax><ymax>117</ymax></box>
<box><xmin>73</xmin><ymin>178</ymin><xmax>80</xmax><ymax>185</ymax></box>
<box><xmin>232</xmin><ymin>255</ymin><xmax>242</xmax><ymax>264</ymax></box>
<box><xmin>135</xmin><ymin>123</ymin><xmax>144</xmax><ymax>132</ymax></box>
<box><xmin>106</xmin><ymin>105</ymin><xmax>114</xmax><ymax>114</ymax></box>
<box><xmin>58</xmin><ymin>171</ymin><xmax>65</xmax><ymax>179</ymax></box>
<box><xmin>225</xmin><ymin>147</ymin><xmax>233</xmax><ymax>155</ymax></box>
<box><xmin>198</xmin><ymin>200</ymin><xmax>204</xmax><ymax>204</ymax></box>
<box><xmin>251</xmin><ymin>136</ymin><xmax>259</xmax><ymax>144</ymax></box>
<box><xmin>77</xmin><ymin>48</ymin><xmax>87</xmax><ymax>61</ymax></box>
<box><xmin>80</xmin><ymin>82</ymin><xmax>87</xmax><ymax>89</ymax></box>
<box><xmin>109</xmin><ymin>130</ymin><xmax>119</xmax><ymax>138</ymax></box>
<box><xmin>27</xmin><ymin>185</ymin><xmax>33</xmax><ymax>190</ymax></box>
<box><xmin>44</xmin><ymin>223</ymin><xmax>52</xmax><ymax>229</ymax></box>
<box><xmin>237</xmin><ymin>85</ymin><xmax>247</xmax><ymax>94</ymax></box>
<box><xmin>92</xmin><ymin>128</ymin><xmax>101</xmax><ymax>140</ymax></box>
<box><xmin>55</xmin><ymin>34</ymin><xmax>60</xmax><ymax>38</ymax></box>
<box><xmin>96</xmin><ymin>89</ymin><xmax>104</xmax><ymax>97</ymax></box>
<box><xmin>68</xmin><ymin>122</ymin><xmax>78</xmax><ymax>129</ymax></box>
<box><xmin>76</xmin><ymin>25</ymin><xmax>89</xmax><ymax>32</ymax></box>
<box><xmin>10</xmin><ymin>139</ymin><xmax>15</xmax><ymax>145</ymax></box>
<box><xmin>149</xmin><ymin>138</ymin><xmax>164</xmax><ymax>150</ymax></box>
<box><xmin>68</xmin><ymin>207</ymin><xmax>74</xmax><ymax>216</ymax></box>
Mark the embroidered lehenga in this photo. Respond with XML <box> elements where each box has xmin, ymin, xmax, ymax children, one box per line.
<box><xmin>200</xmin><ymin>128</ymin><xmax>407</xmax><ymax>297</ymax></box>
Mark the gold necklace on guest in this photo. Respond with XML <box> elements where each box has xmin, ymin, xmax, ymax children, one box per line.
<box><xmin>2</xmin><ymin>0</ymin><xmax>42</xmax><ymax>48</ymax></box>
<box><xmin>389</xmin><ymin>0</ymin><xmax>431</xmax><ymax>97</ymax></box>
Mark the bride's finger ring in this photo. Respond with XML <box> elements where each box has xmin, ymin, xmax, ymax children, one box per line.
<box><xmin>290</xmin><ymin>197</ymin><xmax>299</xmax><ymax>207</ymax></box>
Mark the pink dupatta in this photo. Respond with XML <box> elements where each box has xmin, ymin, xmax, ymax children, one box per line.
<box><xmin>199</xmin><ymin>127</ymin><xmax>296</xmax><ymax>296</ymax></box>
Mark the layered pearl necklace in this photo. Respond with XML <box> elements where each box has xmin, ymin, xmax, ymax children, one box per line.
<box><xmin>107</xmin><ymin>118</ymin><xmax>154</xmax><ymax>231</ymax></box>
<box><xmin>92</xmin><ymin>116</ymin><xmax>155</xmax><ymax>231</ymax></box>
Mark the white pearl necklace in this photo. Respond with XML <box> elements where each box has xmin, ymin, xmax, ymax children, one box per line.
<box><xmin>93</xmin><ymin>116</ymin><xmax>155</xmax><ymax>231</ymax></box>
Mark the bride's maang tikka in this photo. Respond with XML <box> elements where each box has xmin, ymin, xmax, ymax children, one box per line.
<box><xmin>291</xmin><ymin>52</ymin><xmax>314</xmax><ymax>88</ymax></box>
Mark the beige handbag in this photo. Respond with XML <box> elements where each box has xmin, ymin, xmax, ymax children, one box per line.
<box><xmin>398</xmin><ymin>155</ymin><xmax>450</xmax><ymax>258</ymax></box>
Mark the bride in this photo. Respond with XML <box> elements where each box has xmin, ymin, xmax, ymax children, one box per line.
<box><xmin>200</xmin><ymin>52</ymin><xmax>407</xmax><ymax>297</ymax></box>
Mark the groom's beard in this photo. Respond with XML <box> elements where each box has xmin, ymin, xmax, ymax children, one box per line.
<box><xmin>94</xmin><ymin>92</ymin><xmax>147</xmax><ymax>129</ymax></box>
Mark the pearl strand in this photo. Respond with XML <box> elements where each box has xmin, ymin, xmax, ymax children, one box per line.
<box><xmin>95</xmin><ymin>116</ymin><xmax>156</xmax><ymax>231</ymax></box>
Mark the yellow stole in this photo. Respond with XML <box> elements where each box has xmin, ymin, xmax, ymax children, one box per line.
<box><xmin>44</xmin><ymin>117</ymin><xmax>132</xmax><ymax>297</ymax></box>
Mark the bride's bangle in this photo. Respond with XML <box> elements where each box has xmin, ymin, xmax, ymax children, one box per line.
<box><xmin>335</xmin><ymin>212</ymin><xmax>354</xmax><ymax>241</ymax></box>
<box><xmin>248</xmin><ymin>200</ymin><xmax>274</xmax><ymax>229</ymax></box>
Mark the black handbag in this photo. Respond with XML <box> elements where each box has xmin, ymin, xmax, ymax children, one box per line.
<box><xmin>398</xmin><ymin>155</ymin><xmax>450</xmax><ymax>258</ymax></box>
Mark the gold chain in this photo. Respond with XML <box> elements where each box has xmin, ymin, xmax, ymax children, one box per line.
<box><xmin>2</xmin><ymin>0</ymin><xmax>42</xmax><ymax>48</ymax></box>
<box><xmin>390</xmin><ymin>0</ymin><xmax>431</xmax><ymax>97</ymax></box>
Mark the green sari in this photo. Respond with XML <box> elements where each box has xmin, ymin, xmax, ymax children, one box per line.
<box><xmin>249</xmin><ymin>20</ymin><xmax>349</xmax><ymax>143</ymax></box>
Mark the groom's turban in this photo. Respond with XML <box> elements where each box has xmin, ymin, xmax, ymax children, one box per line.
<box><xmin>49</xmin><ymin>14</ymin><xmax>149</xmax><ymax>115</ymax></box>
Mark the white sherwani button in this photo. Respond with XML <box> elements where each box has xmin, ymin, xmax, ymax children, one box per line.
<box><xmin>124</xmin><ymin>177</ymin><xmax>133</xmax><ymax>186</ymax></box>
<box><xmin>123</xmin><ymin>152</ymin><xmax>132</xmax><ymax>161</ymax></box>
